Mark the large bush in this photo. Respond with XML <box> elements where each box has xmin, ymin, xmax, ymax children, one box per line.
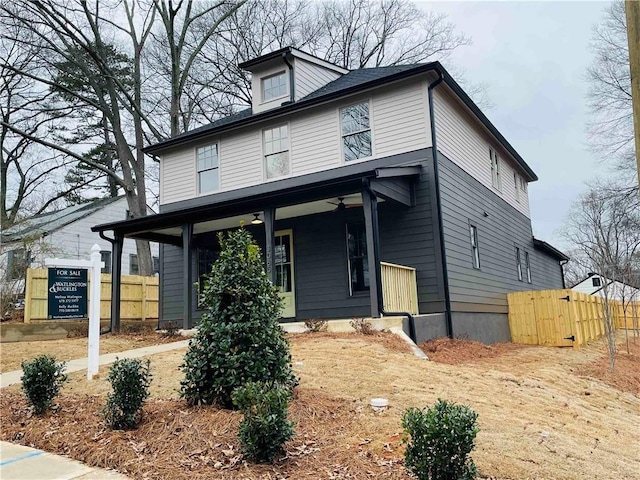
<box><xmin>402</xmin><ymin>399</ymin><xmax>479</xmax><ymax>480</ymax></box>
<box><xmin>21</xmin><ymin>355</ymin><xmax>67</xmax><ymax>415</ymax></box>
<box><xmin>232</xmin><ymin>381</ymin><xmax>294</xmax><ymax>463</ymax></box>
<box><xmin>180</xmin><ymin>228</ymin><xmax>295</xmax><ymax>408</ymax></box>
<box><xmin>103</xmin><ymin>358</ymin><xmax>151</xmax><ymax>430</ymax></box>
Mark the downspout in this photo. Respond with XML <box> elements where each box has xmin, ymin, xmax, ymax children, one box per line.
<box><xmin>362</xmin><ymin>179</ymin><xmax>417</xmax><ymax>343</ymax></box>
<box><xmin>428</xmin><ymin>70</ymin><xmax>454</xmax><ymax>339</ymax></box>
<box><xmin>560</xmin><ymin>259</ymin><xmax>569</xmax><ymax>289</ymax></box>
<box><xmin>282</xmin><ymin>52</ymin><xmax>295</xmax><ymax>103</ymax></box>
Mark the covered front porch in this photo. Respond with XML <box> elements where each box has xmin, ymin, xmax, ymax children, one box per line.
<box><xmin>93</xmin><ymin>162</ymin><xmax>429</xmax><ymax>337</ymax></box>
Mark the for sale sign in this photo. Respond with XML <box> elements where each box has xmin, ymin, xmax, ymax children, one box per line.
<box><xmin>47</xmin><ymin>267</ymin><xmax>88</xmax><ymax>319</ymax></box>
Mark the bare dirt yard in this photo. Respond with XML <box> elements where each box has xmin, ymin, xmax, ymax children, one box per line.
<box><xmin>1</xmin><ymin>332</ymin><xmax>639</xmax><ymax>480</ymax></box>
<box><xmin>0</xmin><ymin>332</ymin><xmax>184</xmax><ymax>373</ymax></box>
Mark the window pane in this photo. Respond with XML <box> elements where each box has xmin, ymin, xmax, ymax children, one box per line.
<box><xmin>347</xmin><ymin>224</ymin><xmax>369</xmax><ymax>293</ymax></box>
<box><xmin>101</xmin><ymin>250</ymin><xmax>112</xmax><ymax>274</ymax></box>
<box><xmin>276</xmin><ymin>264</ymin><xmax>292</xmax><ymax>292</ymax></box>
<box><xmin>130</xmin><ymin>254</ymin><xmax>139</xmax><ymax>275</ymax></box>
<box><xmin>197</xmin><ymin>144</ymin><xmax>218</xmax><ymax>172</ymax></box>
<box><xmin>262</xmin><ymin>72</ymin><xmax>287</xmax><ymax>101</ymax></box>
<box><xmin>199</xmin><ymin>168</ymin><xmax>219</xmax><ymax>193</ymax></box>
<box><xmin>343</xmin><ymin>131</ymin><xmax>372</xmax><ymax>161</ymax></box>
<box><xmin>341</xmin><ymin>103</ymin><xmax>369</xmax><ymax>135</ymax></box>
<box><xmin>266</xmin><ymin>152</ymin><xmax>290</xmax><ymax>178</ymax></box>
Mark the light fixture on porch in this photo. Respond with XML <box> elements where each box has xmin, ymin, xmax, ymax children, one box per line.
<box><xmin>251</xmin><ymin>213</ymin><xmax>263</xmax><ymax>225</ymax></box>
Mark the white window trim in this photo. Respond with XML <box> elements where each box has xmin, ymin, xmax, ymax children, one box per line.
<box><xmin>514</xmin><ymin>172</ymin><xmax>520</xmax><ymax>203</ymax></box>
<box><xmin>260</xmin><ymin>70</ymin><xmax>288</xmax><ymax>104</ymax></box>
<box><xmin>262</xmin><ymin>123</ymin><xmax>291</xmax><ymax>181</ymax></box>
<box><xmin>490</xmin><ymin>148</ymin><xmax>502</xmax><ymax>192</ymax></box>
<box><xmin>516</xmin><ymin>246</ymin><xmax>523</xmax><ymax>281</ymax></box>
<box><xmin>339</xmin><ymin>99</ymin><xmax>375</xmax><ymax>164</ymax></box>
<box><xmin>196</xmin><ymin>142</ymin><xmax>221</xmax><ymax>196</ymax></box>
<box><xmin>525</xmin><ymin>250</ymin><xmax>532</xmax><ymax>283</ymax></box>
<box><xmin>470</xmin><ymin>224</ymin><xmax>480</xmax><ymax>269</ymax></box>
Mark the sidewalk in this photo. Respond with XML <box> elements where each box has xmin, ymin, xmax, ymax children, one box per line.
<box><xmin>0</xmin><ymin>339</ymin><xmax>189</xmax><ymax>388</ymax></box>
<box><xmin>0</xmin><ymin>442</ymin><xmax>129</xmax><ymax>480</ymax></box>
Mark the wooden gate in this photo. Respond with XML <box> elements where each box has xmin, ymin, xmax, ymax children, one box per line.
<box><xmin>508</xmin><ymin>289</ymin><xmax>639</xmax><ymax>348</ymax></box>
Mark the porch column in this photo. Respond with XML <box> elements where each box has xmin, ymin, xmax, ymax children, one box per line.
<box><xmin>182</xmin><ymin>223</ymin><xmax>193</xmax><ymax>330</ymax></box>
<box><xmin>263</xmin><ymin>207</ymin><xmax>276</xmax><ymax>284</ymax></box>
<box><xmin>362</xmin><ymin>185</ymin><xmax>381</xmax><ymax>318</ymax></box>
<box><xmin>110</xmin><ymin>234</ymin><xmax>123</xmax><ymax>333</ymax></box>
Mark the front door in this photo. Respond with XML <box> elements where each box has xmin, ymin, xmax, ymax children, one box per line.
<box><xmin>274</xmin><ymin>230</ymin><xmax>295</xmax><ymax>318</ymax></box>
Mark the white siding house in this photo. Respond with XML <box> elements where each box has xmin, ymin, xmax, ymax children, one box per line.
<box><xmin>1</xmin><ymin>197</ymin><xmax>159</xmax><ymax>290</ymax></box>
<box><xmin>572</xmin><ymin>273</ymin><xmax>640</xmax><ymax>301</ymax></box>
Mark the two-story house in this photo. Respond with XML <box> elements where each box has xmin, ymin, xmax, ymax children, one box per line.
<box><xmin>93</xmin><ymin>47</ymin><xmax>568</xmax><ymax>344</ymax></box>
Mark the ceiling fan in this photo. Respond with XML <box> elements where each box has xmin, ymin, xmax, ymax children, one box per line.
<box><xmin>328</xmin><ymin>197</ymin><xmax>363</xmax><ymax>212</ymax></box>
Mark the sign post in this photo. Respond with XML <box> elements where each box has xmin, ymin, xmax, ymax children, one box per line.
<box><xmin>46</xmin><ymin>244</ymin><xmax>103</xmax><ymax>380</ymax></box>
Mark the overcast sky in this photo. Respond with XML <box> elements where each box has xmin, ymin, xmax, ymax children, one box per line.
<box><xmin>419</xmin><ymin>0</ymin><xmax>611</xmax><ymax>249</ymax></box>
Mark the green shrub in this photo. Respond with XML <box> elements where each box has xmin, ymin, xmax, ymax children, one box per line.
<box><xmin>104</xmin><ymin>358</ymin><xmax>151</xmax><ymax>430</ymax></box>
<box><xmin>21</xmin><ymin>355</ymin><xmax>67</xmax><ymax>415</ymax></box>
<box><xmin>232</xmin><ymin>381</ymin><xmax>294</xmax><ymax>463</ymax></box>
<box><xmin>180</xmin><ymin>228</ymin><xmax>295</xmax><ymax>408</ymax></box>
<box><xmin>402</xmin><ymin>399</ymin><xmax>479</xmax><ymax>480</ymax></box>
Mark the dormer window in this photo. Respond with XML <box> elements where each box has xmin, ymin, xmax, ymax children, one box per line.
<box><xmin>261</xmin><ymin>71</ymin><xmax>287</xmax><ymax>102</ymax></box>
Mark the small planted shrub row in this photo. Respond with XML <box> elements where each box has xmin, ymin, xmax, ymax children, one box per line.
<box><xmin>21</xmin><ymin>355</ymin><xmax>67</xmax><ymax>415</ymax></box>
<box><xmin>402</xmin><ymin>399</ymin><xmax>479</xmax><ymax>480</ymax></box>
<box><xmin>103</xmin><ymin>358</ymin><xmax>152</xmax><ymax>430</ymax></box>
<box><xmin>21</xmin><ymin>354</ymin><xmax>151</xmax><ymax>431</ymax></box>
<box><xmin>232</xmin><ymin>381</ymin><xmax>294</xmax><ymax>463</ymax></box>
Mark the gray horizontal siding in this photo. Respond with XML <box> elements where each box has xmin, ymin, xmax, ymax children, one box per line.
<box><xmin>438</xmin><ymin>153</ymin><xmax>563</xmax><ymax>313</ymax></box>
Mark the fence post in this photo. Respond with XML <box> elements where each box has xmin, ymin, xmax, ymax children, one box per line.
<box><xmin>141</xmin><ymin>276</ymin><xmax>147</xmax><ymax>322</ymax></box>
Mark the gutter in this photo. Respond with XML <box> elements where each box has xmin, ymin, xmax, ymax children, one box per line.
<box><xmin>427</xmin><ymin>71</ymin><xmax>454</xmax><ymax>339</ymax></box>
<box><xmin>97</xmin><ymin>231</ymin><xmax>115</xmax><ymax>335</ymax></box>
<box><xmin>560</xmin><ymin>259</ymin><xmax>569</xmax><ymax>289</ymax></box>
<box><xmin>362</xmin><ymin>179</ymin><xmax>417</xmax><ymax>343</ymax></box>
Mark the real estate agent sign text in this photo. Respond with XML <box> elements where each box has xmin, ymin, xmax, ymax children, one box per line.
<box><xmin>47</xmin><ymin>268</ymin><xmax>88</xmax><ymax>319</ymax></box>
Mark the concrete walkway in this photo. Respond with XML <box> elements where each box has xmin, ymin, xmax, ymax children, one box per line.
<box><xmin>0</xmin><ymin>339</ymin><xmax>190</xmax><ymax>388</ymax></box>
<box><xmin>0</xmin><ymin>442</ymin><xmax>129</xmax><ymax>480</ymax></box>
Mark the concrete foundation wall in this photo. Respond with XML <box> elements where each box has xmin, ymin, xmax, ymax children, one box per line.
<box><xmin>404</xmin><ymin>313</ymin><xmax>447</xmax><ymax>343</ymax></box>
<box><xmin>451</xmin><ymin>312</ymin><xmax>511</xmax><ymax>344</ymax></box>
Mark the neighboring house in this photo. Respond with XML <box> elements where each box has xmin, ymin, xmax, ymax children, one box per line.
<box><xmin>571</xmin><ymin>273</ymin><xmax>640</xmax><ymax>302</ymax></box>
<box><xmin>1</xmin><ymin>197</ymin><xmax>159</xmax><ymax>294</ymax></box>
<box><xmin>93</xmin><ymin>47</ymin><xmax>568</xmax><ymax>344</ymax></box>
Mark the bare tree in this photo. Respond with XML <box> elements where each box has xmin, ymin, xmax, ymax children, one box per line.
<box><xmin>587</xmin><ymin>0</ymin><xmax>634</xmax><ymax>172</ymax></box>
<box><xmin>564</xmin><ymin>182</ymin><xmax>640</xmax><ymax>371</ymax></box>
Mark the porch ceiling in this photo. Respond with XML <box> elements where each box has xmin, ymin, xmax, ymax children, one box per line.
<box><xmin>92</xmin><ymin>162</ymin><xmax>420</xmax><ymax>244</ymax></box>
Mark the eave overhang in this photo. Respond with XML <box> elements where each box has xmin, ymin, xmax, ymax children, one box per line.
<box><xmin>533</xmin><ymin>237</ymin><xmax>569</xmax><ymax>262</ymax></box>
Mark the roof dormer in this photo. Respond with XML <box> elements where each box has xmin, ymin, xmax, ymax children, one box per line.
<box><xmin>239</xmin><ymin>47</ymin><xmax>348</xmax><ymax>114</ymax></box>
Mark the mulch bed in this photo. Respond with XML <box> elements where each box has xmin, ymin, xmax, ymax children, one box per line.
<box><xmin>0</xmin><ymin>387</ymin><xmax>410</xmax><ymax>480</ymax></box>
<box><xmin>419</xmin><ymin>337</ymin><xmax>524</xmax><ymax>364</ymax></box>
<box><xmin>577</xmin><ymin>339</ymin><xmax>640</xmax><ymax>396</ymax></box>
<box><xmin>290</xmin><ymin>331</ymin><xmax>412</xmax><ymax>354</ymax></box>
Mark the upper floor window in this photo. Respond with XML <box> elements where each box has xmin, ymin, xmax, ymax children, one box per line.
<box><xmin>341</xmin><ymin>102</ymin><xmax>371</xmax><ymax>161</ymax></box>
<box><xmin>469</xmin><ymin>224</ymin><xmax>480</xmax><ymax>269</ymax></box>
<box><xmin>347</xmin><ymin>223</ymin><xmax>369</xmax><ymax>293</ymax></box>
<box><xmin>197</xmin><ymin>144</ymin><xmax>219</xmax><ymax>194</ymax></box>
<box><xmin>519</xmin><ymin>177</ymin><xmax>528</xmax><ymax>192</ymax></box>
<box><xmin>264</xmin><ymin>125</ymin><xmax>290</xmax><ymax>179</ymax></box>
<box><xmin>515</xmin><ymin>246</ymin><xmax>523</xmax><ymax>281</ymax></box>
<box><xmin>525</xmin><ymin>251</ymin><xmax>532</xmax><ymax>283</ymax></box>
<box><xmin>592</xmin><ymin>277</ymin><xmax>602</xmax><ymax>287</ymax></box>
<box><xmin>490</xmin><ymin>148</ymin><xmax>501</xmax><ymax>191</ymax></box>
<box><xmin>514</xmin><ymin>172</ymin><xmax>520</xmax><ymax>203</ymax></box>
<box><xmin>261</xmin><ymin>71</ymin><xmax>287</xmax><ymax>101</ymax></box>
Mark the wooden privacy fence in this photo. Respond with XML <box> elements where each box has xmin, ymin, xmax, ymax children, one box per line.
<box><xmin>508</xmin><ymin>289</ymin><xmax>639</xmax><ymax>348</ymax></box>
<box><xmin>381</xmin><ymin>261</ymin><xmax>419</xmax><ymax>314</ymax></box>
<box><xmin>24</xmin><ymin>268</ymin><xmax>159</xmax><ymax>323</ymax></box>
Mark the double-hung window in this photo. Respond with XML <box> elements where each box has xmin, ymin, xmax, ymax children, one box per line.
<box><xmin>525</xmin><ymin>251</ymin><xmax>532</xmax><ymax>283</ymax></box>
<box><xmin>264</xmin><ymin>125</ymin><xmax>289</xmax><ymax>179</ymax></box>
<box><xmin>469</xmin><ymin>225</ymin><xmax>480</xmax><ymax>269</ymax></box>
<box><xmin>197</xmin><ymin>144</ymin><xmax>219</xmax><ymax>194</ymax></box>
<box><xmin>341</xmin><ymin>102</ymin><xmax>371</xmax><ymax>161</ymax></box>
<box><xmin>514</xmin><ymin>172</ymin><xmax>520</xmax><ymax>202</ymax></box>
<box><xmin>347</xmin><ymin>224</ymin><xmax>369</xmax><ymax>293</ymax></box>
<box><xmin>515</xmin><ymin>247</ymin><xmax>523</xmax><ymax>281</ymax></box>
<box><xmin>261</xmin><ymin>72</ymin><xmax>287</xmax><ymax>101</ymax></box>
<box><xmin>490</xmin><ymin>148</ymin><xmax>501</xmax><ymax>191</ymax></box>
